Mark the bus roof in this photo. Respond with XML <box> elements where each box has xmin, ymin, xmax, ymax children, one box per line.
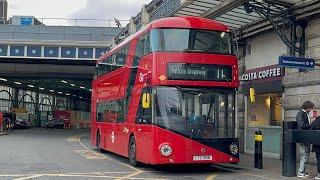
<box><xmin>97</xmin><ymin>16</ymin><xmax>229</xmax><ymax>63</ymax></box>
<box><xmin>150</xmin><ymin>16</ymin><xmax>229</xmax><ymax>31</ymax></box>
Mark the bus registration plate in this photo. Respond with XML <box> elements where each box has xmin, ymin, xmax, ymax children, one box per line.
<box><xmin>193</xmin><ymin>155</ymin><xmax>212</xmax><ymax>161</ymax></box>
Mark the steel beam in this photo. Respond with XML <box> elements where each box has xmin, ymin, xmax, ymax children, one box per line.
<box><xmin>264</xmin><ymin>0</ymin><xmax>294</xmax><ymax>7</ymax></box>
<box><xmin>237</xmin><ymin>0</ymin><xmax>320</xmax><ymax>40</ymax></box>
<box><xmin>168</xmin><ymin>0</ymin><xmax>196</xmax><ymax>17</ymax></box>
<box><xmin>201</xmin><ymin>0</ymin><xmax>250</xmax><ymax>18</ymax></box>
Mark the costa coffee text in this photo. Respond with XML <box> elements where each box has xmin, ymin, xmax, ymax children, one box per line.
<box><xmin>242</xmin><ymin>67</ymin><xmax>282</xmax><ymax>81</ymax></box>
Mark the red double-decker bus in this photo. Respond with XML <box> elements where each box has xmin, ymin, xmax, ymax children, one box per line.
<box><xmin>91</xmin><ymin>16</ymin><xmax>239</xmax><ymax>166</ymax></box>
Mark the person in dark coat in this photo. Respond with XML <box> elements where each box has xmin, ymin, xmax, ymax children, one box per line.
<box><xmin>310</xmin><ymin>116</ymin><xmax>320</xmax><ymax>179</ymax></box>
<box><xmin>297</xmin><ymin>101</ymin><xmax>315</xmax><ymax>178</ymax></box>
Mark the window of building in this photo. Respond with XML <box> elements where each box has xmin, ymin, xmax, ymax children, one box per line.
<box><xmin>18</xmin><ymin>90</ymin><xmax>36</xmax><ymax>115</ymax></box>
<box><xmin>0</xmin><ymin>85</ymin><xmax>13</xmax><ymax>112</ymax></box>
<box><xmin>39</xmin><ymin>94</ymin><xmax>53</xmax><ymax>112</ymax></box>
<box><xmin>247</xmin><ymin>93</ymin><xmax>283</xmax><ymax>127</ymax></box>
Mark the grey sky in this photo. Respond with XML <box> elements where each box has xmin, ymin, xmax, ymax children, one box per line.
<box><xmin>8</xmin><ymin>0</ymin><xmax>151</xmax><ymax>26</ymax></box>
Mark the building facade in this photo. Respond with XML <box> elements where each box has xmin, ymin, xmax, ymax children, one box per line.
<box><xmin>237</xmin><ymin>31</ymin><xmax>287</xmax><ymax>158</ymax></box>
<box><xmin>238</xmin><ymin>16</ymin><xmax>320</xmax><ymax>159</ymax></box>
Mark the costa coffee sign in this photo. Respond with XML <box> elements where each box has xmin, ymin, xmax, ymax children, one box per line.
<box><xmin>241</xmin><ymin>65</ymin><xmax>284</xmax><ymax>81</ymax></box>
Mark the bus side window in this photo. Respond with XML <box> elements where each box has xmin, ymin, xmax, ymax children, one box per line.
<box><xmin>143</xmin><ymin>34</ymin><xmax>151</xmax><ymax>55</ymax></box>
<box><xmin>116</xmin><ymin>100</ymin><xmax>125</xmax><ymax>123</ymax></box>
<box><xmin>117</xmin><ymin>52</ymin><xmax>125</xmax><ymax>67</ymax></box>
<box><xmin>117</xmin><ymin>46</ymin><xmax>127</xmax><ymax>67</ymax></box>
<box><xmin>96</xmin><ymin>102</ymin><xmax>105</xmax><ymax>122</ymax></box>
<box><xmin>94</xmin><ymin>64</ymin><xmax>98</xmax><ymax>78</ymax></box>
<box><xmin>106</xmin><ymin>57</ymin><xmax>112</xmax><ymax>73</ymax></box>
<box><xmin>98</xmin><ymin>62</ymin><xmax>105</xmax><ymax>76</ymax></box>
<box><xmin>133</xmin><ymin>38</ymin><xmax>144</xmax><ymax>67</ymax></box>
<box><xmin>111</xmin><ymin>54</ymin><xmax>117</xmax><ymax>71</ymax></box>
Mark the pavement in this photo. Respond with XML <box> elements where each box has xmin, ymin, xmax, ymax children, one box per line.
<box><xmin>0</xmin><ymin>131</ymin><xmax>9</xmax><ymax>136</ymax></box>
<box><xmin>0</xmin><ymin>128</ymin><xmax>317</xmax><ymax>180</ymax></box>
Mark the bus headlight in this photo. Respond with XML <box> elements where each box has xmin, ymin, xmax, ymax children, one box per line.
<box><xmin>160</xmin><ymin>144</ymin><xmax>173</xmax><ymax>157</ymax></box>
<box><xmin>229</xmin><ymin>143</ymin><xmax>239</xmax><ymax>155</ymax></box>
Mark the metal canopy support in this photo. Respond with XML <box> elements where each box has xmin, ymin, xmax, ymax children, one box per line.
<box><xmin>201</xmin><ymin>0</ymin><xmax>250</xmax><ymax>18</ymax></box>
<box><xmin>243</xmin><ymin>0</ymin><xmax>300</xmax><ymax>54</ymax></box>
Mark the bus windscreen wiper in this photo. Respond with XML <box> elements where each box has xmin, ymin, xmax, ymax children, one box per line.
<box><xmin>182</xmin><ymin>49</ymin><xmax>205</xmax><ymax>53</ymax></box>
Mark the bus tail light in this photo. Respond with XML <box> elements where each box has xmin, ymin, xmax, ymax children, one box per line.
<box><xmin>160</xmin><ymin>144</ymin><xmax>173</xmax><ymax>157</ymax></box>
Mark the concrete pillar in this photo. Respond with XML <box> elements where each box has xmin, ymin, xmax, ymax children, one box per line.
<box><xmin>13</xmin><ymin>88</ymin><xmax>19</xmax><ymax>108</ymax></box>
<box><xmin>141</xmin><ymin>5</ymin><xmax>150</xmax><ymax>27</ymax></box>
<box><xmin>128</xmin><ymin>17</ymin><xmax>136</xmax><ymax>35</ymax></box>
<box><xmin>52</xmin><ymin>95</ymin><xmax>56</xmax><ymax>111</ymax></box>
<box><xmin>237</xmin><ymin>46</ymin><xmax>246</xmax><ymax>153</ymax></box>
<box><xmin>35</xmin><ymin>92</ymin><xmax>40</xmax><ymax>126</ymax></box>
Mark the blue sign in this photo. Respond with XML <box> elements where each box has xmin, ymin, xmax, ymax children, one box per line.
<box><xmin>278</xmin><ymin>56</ymin><xmax>315</xmax><ymax>69</ymax></box>
<box><xmin>20</xmin><ymin>17</ymin><xmax>32</xmax><ymax>26</ymax></box>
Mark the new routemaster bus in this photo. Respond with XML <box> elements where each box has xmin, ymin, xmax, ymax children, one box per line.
<box><xmin>91</xmin><ymin>16</ymin><xmax>239</xmax><ymax>166</ymax></box>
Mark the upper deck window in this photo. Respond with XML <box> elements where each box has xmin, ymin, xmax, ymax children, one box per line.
<box><xmin>96</xmin><ymin>45</ymin><xmax>128</xmax><ymax>77</ymax></box>
<box><xmin>150</xmin><ymin>29</ymin><xmax>233</xmax><ymax>55</ymax></box>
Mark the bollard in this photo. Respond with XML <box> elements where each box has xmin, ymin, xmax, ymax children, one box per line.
<box><xmin>254</xmin><ymin>130</ymin><xmax>263</xmax><ymax>169</ymax></box>
<box><xmin>282</xmin><ymin>121</ymin><xmax>297</xmax><ymax>177</ymax></box>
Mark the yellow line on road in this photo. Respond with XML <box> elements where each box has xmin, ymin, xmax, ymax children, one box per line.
<box><xmin>211</xmin><ymin>165</ymin><xmax>277</xmax><ymax>180</ymax></box>
<box><xmin>5</xmin><ymin>173</ymin><xmax>167</xmax><ymax>180</ymax></box>
<box><xmin>116</xmin><ymin>170</ymin><xmax>144</xmax><ymax>180</ymax></box>
<box><xmin>14</xmin><ymin>174</ymin><xmax>43</xmax><ymax>180</ymax></box>
<box><xmin>64</xmin><ymin>171</ymin><xmax>132</xmax><ymax>175</ymax></box>
<box><xmin>205</xmin><ymin>173</ymin><xmax>218</xmax><ymax>180</ymax></box>
<box><xmin>77</xmin><ymin>135</ymin><xmax>142</xmax><ymax>172</ymax></box>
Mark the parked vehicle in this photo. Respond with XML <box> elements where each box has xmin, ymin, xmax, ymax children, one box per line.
<box><xmin>15</xmin><ymin>117</ymin><xmax>28</xmax><ymax>129</ymax></box>
<box><xmin>16</xmin><ymin>113</ymin><xmax>34</xmax><ymax>128</ymax></box>
<box><xmin>45</xmin><ymin>118</ymin><xmax>64</xmax><ymax>129</ymax></box>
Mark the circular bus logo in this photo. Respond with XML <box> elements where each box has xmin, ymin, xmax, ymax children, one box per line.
<box><xmin>229</xmin><ymin>143</ymin><xmax>239</xmax><ymax>155</ymax></box>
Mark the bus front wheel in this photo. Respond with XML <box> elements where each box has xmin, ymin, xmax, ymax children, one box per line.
<box><xmin>128</xmin><ymin>136</ymin><xmax>139</xmax><ymax>167</ymax></box>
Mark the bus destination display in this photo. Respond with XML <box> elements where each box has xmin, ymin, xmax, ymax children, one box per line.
<box><xmin>167</xmin><ymin>63</ymin><xmax>232</xmax><ymax>81</ymax></box>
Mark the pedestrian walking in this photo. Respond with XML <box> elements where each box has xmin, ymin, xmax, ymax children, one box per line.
<box><xmin>310</xmin><ymin>116</ymin><xmax>320</xmax><ymax>179</ymax></box>
<box><xmin>297</xmin><ymin>101</ymin><xmax>315</xmax><ymax>178</ymax></box>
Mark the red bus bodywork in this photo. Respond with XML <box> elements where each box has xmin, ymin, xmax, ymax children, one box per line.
<box><xmin>91</xmin><ymin>16</ymin><xmax>239</xmax><ymax>165</ymax></box>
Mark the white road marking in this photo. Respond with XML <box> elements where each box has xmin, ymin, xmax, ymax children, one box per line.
<box><xmin>77</xmin><ymin>135</ymin><xmax>141</xmax><ymax>172</ymax></box>
<box><xmin>77</xmin><ymin>135</ymin><xmax>146</xmax><ymax>179</ymax></box>
<box><xmin>67</xmin><ymin>135</ymin><xmax>79</xmax><ymax>142</ymax></box>
<box><xmin>14</xmin><ymin>174</ymin><xmax>43</xmax><ymax>180</ymax></box>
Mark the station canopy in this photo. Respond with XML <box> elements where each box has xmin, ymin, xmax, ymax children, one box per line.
<box><xmin>0</xmin><ymin>76</ymin><xmax>92</xmax><ymax>100</ymax></box>
<box><xmin>173</xmin><ymin>0</ymin><xmax>296</xmax><ymax>30</ymax></box>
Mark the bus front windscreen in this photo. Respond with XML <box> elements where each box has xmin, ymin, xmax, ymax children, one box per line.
<box><xmin>150</xmin><ymin>29</ymin><xmax>233</xmax><ymax>54</ymax></box>
<box><xmin>154</xmin><ymin>87</ymin><xmax>235</xmax><ymax>139</ymax></box>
